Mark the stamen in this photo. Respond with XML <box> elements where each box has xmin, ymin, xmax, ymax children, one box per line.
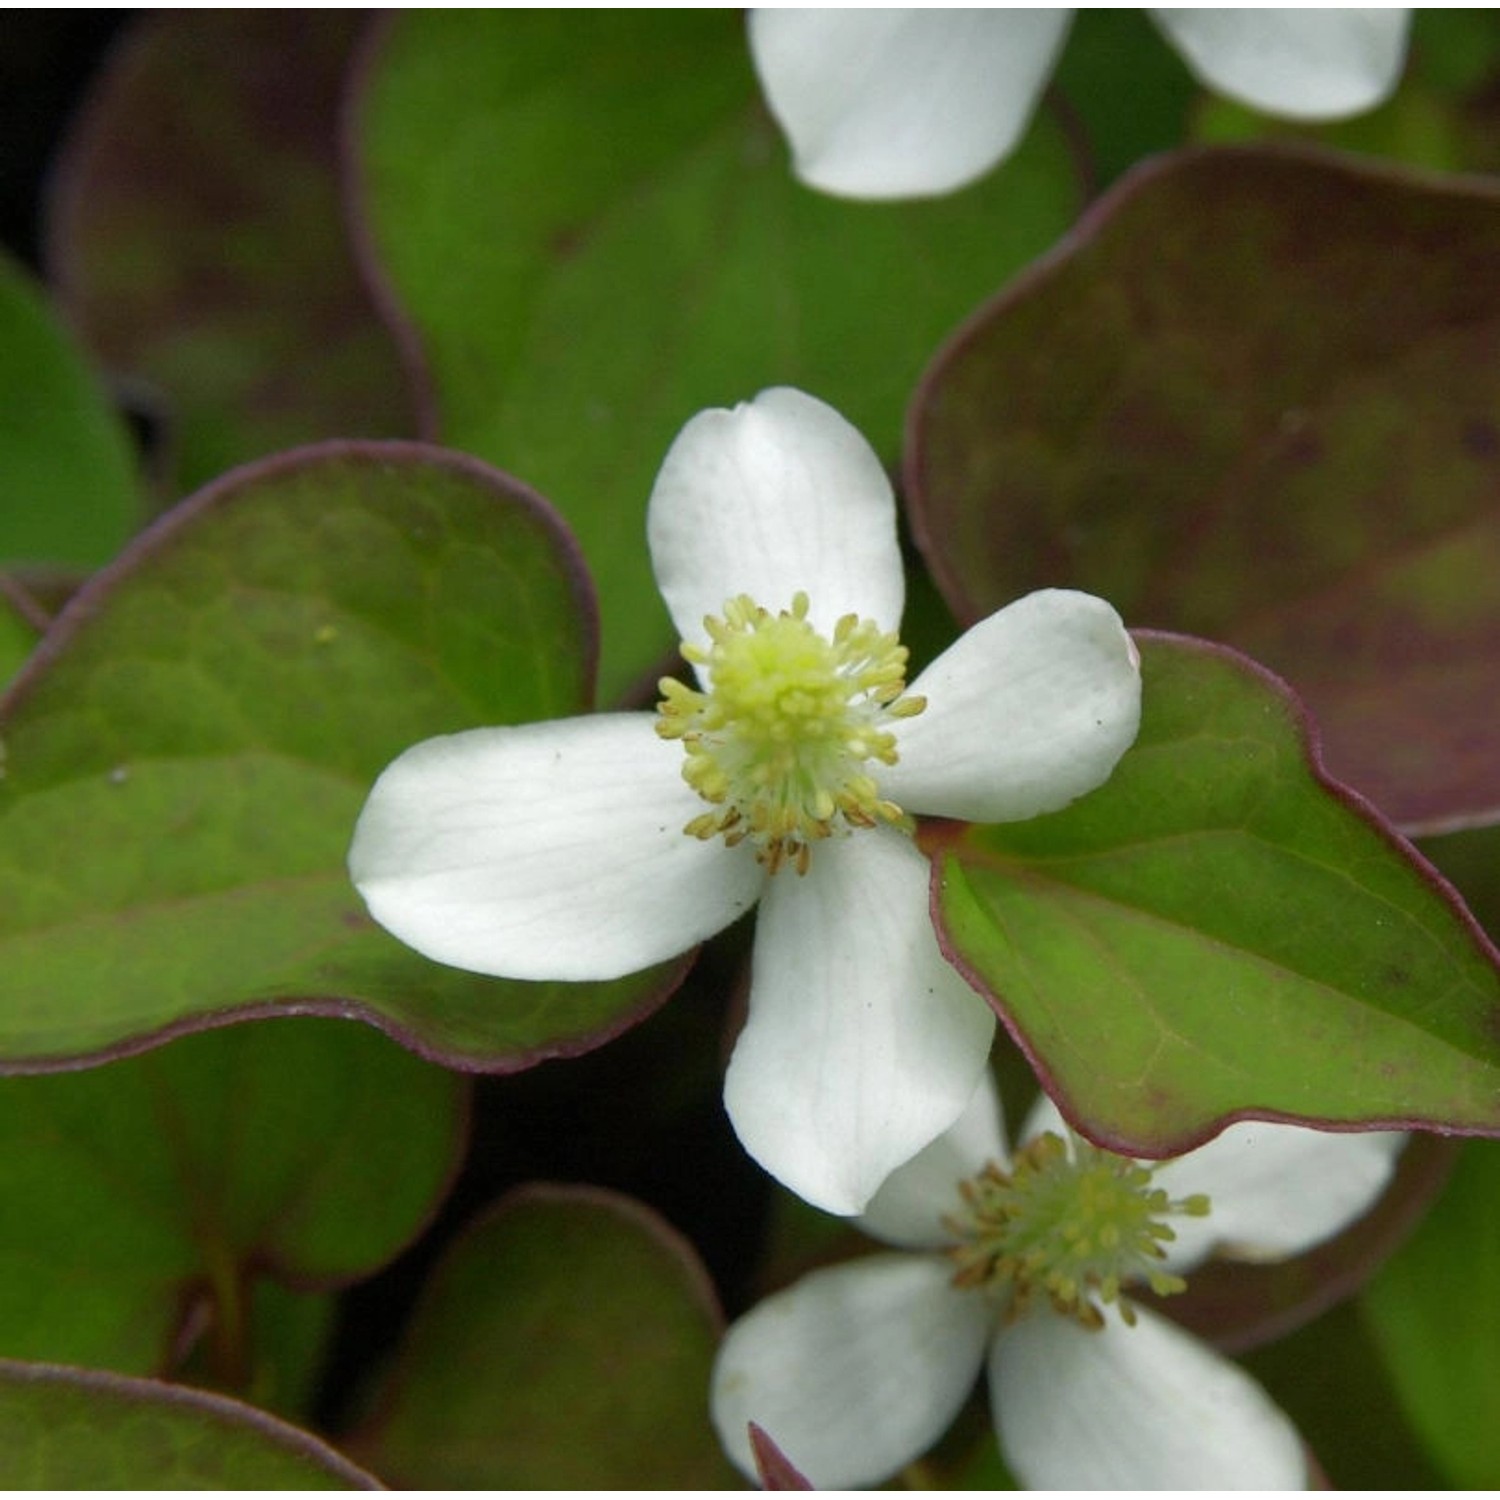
<box><xmin>655</xmin><ymin>591</ymin><xmax>925</xmax><ymax>874</ymax></box>
<box><xmin>945</xmin><ymin>1130</ymin><xmax>1212</xmax><ymax>1331</ymax></box>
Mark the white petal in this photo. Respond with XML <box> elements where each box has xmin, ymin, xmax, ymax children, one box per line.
<box><xmin>990</xmin><ymin>1302</ymin><xmax>1307</xmax><ymax>1489</ymax></box>
<box><xmin>748</xmin><ymin>9</ymin><xmax>1072</xmax><ymax>199</ymax></box>
<box><xmin>349</xmin><ymin>714</ymin><xmax>763</xmax><ymax>980</ymax></box>
<box><xmin>647</xmin><ymin>387</ymin><xmax>904</xmax><ymax>651</ymax></box>
<box><xmin>712</xmin><ymin>1253</ymin><xmax>990</xmax><ymax>1488</ymax></box>
<box><xmin>1152</xmin><ymin>8</ymin><xmax>1411</xmax><ymax>120</ymax></box>
<box><xmin>724</xmin><ymin>828</ymin><xmax>996</xmax><ymax>1215</ymax></box>
<box><xmin>1150</xmin><ymin>1122</ymin><xmax>1408</xmax><ymax>1273</ymax></box>
<box><xmin>884</xmin><ymin>589</ymin><xmax>1141</xmax><ymax>823</ymax></box>
<box><xmin>858</xmin><ymin>1071</ymin><xmax>1007</xmax><ymax>1251</ymax></box>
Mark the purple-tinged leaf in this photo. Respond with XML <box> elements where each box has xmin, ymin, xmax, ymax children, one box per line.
<box><xmin>909</xmin><ymin>145</ymin><xmax>1500</xmax><ymax>833</ymax></box>
<box><xmin>46</xmin><ymin>11</ymin><xmax>416</xmax><ymax>498</ymax></box>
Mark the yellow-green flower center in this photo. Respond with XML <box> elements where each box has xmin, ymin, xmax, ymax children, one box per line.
<box><xmin>655</xmin><ymin>592</ymin><xmax>925</xmax><ymax>875</ymax></box>
<box><xmin>945</xmin><ymin>1130</ymin><xmax>1211</xmax><ymax>1331</ymax></box>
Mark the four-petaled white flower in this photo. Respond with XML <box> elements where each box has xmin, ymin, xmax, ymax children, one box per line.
<box><xmin>712</xmin><ymin>1075</ymin><xmax>1407</xmax><ymax>1488</ymax></box>
<box><xmin>750</xmin><ymin>8</ymin><xmax>1413</xmax><ymax>200</ymax></box>
<box><xmin>349</xmin><ymin>387</ymin><xmax>1140</xmax><ymax>1215</ymax></box>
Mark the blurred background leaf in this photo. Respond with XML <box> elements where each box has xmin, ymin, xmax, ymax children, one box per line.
<box><xmin>0</xmin><ymin>1018</ymin><xmax>463</xmax><ymax>1417</ymax></box>
<box><xmin>348</xmin><ymin>1184</ymin><xmax>735</xmax><ymax>1487</ymax></box>
<box><xmin>46</xmin><ymin>11</ymin><xmax>417</xmax><ymax>500</ymax></box>
<box><xmin>352</xmin><ymin>8</ymin><xmax>1082</xmax><ymax>700</ymax></box>
<box><xmin>1362</xmin><ymin>1138</ymin><xmax>1500</xmax><ymax>1486</ymax></box>
<box><xmin>909</xmin><ymin>146</ymin><xmax>1500</xmax><ymax>834</ymax></box>
<box><xmin>0</xmin><ymin>248</ymin><xmax>140</xmax><ymax>568</ymax></box>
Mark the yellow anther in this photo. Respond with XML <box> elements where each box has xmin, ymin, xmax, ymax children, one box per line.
<box><xmin>945</xmin><ymin>1130</ymin><xmax>1212</xmax><ymax>1331</ymax></box>
<box><xmin>654</xmin><ymin>592</ymin><xmax>925</xmax><ymax>874</ymax></box>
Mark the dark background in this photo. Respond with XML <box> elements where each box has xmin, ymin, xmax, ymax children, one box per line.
<box><xmin>1</xmin><ymin>11</ymin><xmax>130</xmax><ymax>268</ymax></box>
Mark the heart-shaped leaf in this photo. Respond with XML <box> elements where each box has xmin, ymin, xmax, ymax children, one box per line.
<box><xmin>0</xmin><ymin>249</ymin><xmax>140</xmax><ymax>567</ymax></box>
<box><xmin>934</xmin><ymin>633</ymin><xmax>1500</xmax><ymax>1155</ymax></box>
<box><xmin>0</xmin><ymin>1360</ymin><xmax>376</xmax><ymax>1487</ymax></box>
<box><xmin>0</xmin><ymin>441</ymin><xmax>680</xmax><ymax>1070</ymax></box>
<box><xmin>47</xmin><ymin>11</ymin><xmax>416</xmax><ymax>497</ymax></box>
<box><xmin>909</xmin><ymin>146</ymin><xmax>1500</xmax><ymax>832</ymax></box>
<box><xmin>1362</xmin><ymin>1139</ymin><xmax>1500</xmax><ymax>1486</ymax></box>
<box><xmin>352</xmin><ymin>9</ymin><xmax>1081</xmax><ymax>699</ymax></box>
<box><xmin>349</xmin><ymin>1184</ymin><xmax>733</xmax><ymax>1487</ymax></box>
<box><xmin>0</xmin><ymin>1017</ymin><xmax>462</xmax><ymax>1400</ymax></box>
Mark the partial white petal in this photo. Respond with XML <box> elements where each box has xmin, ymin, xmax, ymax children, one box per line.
<box><xmin>712</xmin><ymin>1253</ymin><xmax>990</xmax><ymax>1488</ymax></box>
<box><xmin>991</xmin><ymin>1302</ymin><xmax>1307</xmax><ymax>1489</ymax></box>
<box><xmin>748</xmin><ymin>9</ymin><xmax>1072</xmax><ymax>199</ymax></box>
<box><xmin>647</xmin><ymin>388</ymin><xmax>904</xmax><ymax>658</ymax></box>
<box><xmin>724</xmin><ymin>827</ymin><xmax>996</xmax><ymax>1215</ymax></box>
<box><xmin>884</xmin><ymin>589</ymin><xmax>1141</xmax><ymax>823</ymax></box>
<box><xmin>1151</xmin><ymin>1122</ymin><xmax>1407</xmax><ymax>1273</ymax></box>
<box><xmin>1152</xmin><ymin>8</ymin><xmax>1411</xmax><ymax>120</ymax></box>
<box><xmin>858</xmin><ymin>1071</ymin><xmax>1007</xmax><ymax>1251</ymax></box>
<box><xmin>349</xmin><ymin>714</ymin><xmax>763</xmax><ymax>980</ymax></box>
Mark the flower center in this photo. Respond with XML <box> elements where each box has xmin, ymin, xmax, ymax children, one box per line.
<box><xmin>945</xmin><ymin>1130</ymin><xmax>1211</xmax><ymax>1331</ymax></box>
<box><xmin>655</xmin><ymin>591</ymin><xmax>926</xmax><ymax>875</ymax></box>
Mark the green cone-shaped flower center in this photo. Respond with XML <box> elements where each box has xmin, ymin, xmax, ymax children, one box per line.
<box><xmin>946</xmin><ymin>1130</ymin><xmax>1211</xmax><ymax>1331</ymax></box>
<box><xmin>655</xmin><ymin>592</ymin><xmax>925</xmax><ymax>875</ymax></box>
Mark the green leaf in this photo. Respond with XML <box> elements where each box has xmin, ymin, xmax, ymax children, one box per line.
<box><xmin>908</xmin><ymin>146</ymin><xmax>1500</xmax><ymax>832</ymax></box>
<box><xmin>0</xmin><ymin>441</ymin><xmax>677</xmax><ymax>1069</ymax></box>
<box><xmin>353</xmin><ymin>9</ymin><xmax>1081</xmax><ymax>700</ymax></box>
<box><xmin>0</xmin><ymin>250</ymin><xmax>140</xmax><ymax>568</ymax></box>
<box><xmin>935</xmin><ymin>634</ymin><xmax>1500</xmax><ymax>1154</ymax></box>
<box><xmin>47</xmin><ymin>12</ymin><xmax>416</xmax><ymax>497</ymax></box>
<box><xmin>1362</xmin><ymin>1139</ymin><xmax>1500</xmax><ymax>1486</ymax></box>
<box><xmin>0</xmin><ymin>1018</ymin><xmax>461</xmax><ymax>1400</ymax></box>
<box><xmin>350</xmin><ymin>1185</ymin><xmax>734</xmax><ymax>1487</ymax></box>
<box><xmin>0</xmin><ymin>1360</ymin><xmax>376</xmax><ymax>1488</ymax></box>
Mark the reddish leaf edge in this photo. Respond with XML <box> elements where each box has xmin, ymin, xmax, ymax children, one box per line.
<box><xmin>903</xmin><ymin>139</ymin><xmax>1500</xmax><ymax>633</ymax></box>
<box><xmin>0</xmin><ymin>436</ymin><xmax>703</xmax><ymax>1079</ymax></box>
<box><xmin>926</xmin><ymin>628</ymin><xmax>1500</xmax><ymax>1161</ymax></box>
<box><xmin>0</xmin><ymin>1357</ymin><xmax>383</xmax><ymax>1488</ymax></box>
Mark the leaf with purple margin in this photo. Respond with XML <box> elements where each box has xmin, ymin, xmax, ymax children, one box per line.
<box><xmin>909</xmin><ymin>146</ymin><xmax>1500</xmax><ymax>833</ymax></box>
<box><xmin>0</xmin><ymin>250</ymin><xmax>140</xmax><ymax>568</ymax></box>
<box><xmin>0</xmin><ymin>442</ymin><xmax>680</xmax><ymax>1069</ymax></box>
<box><xmin>750</xmin><ymin>1423</ymin><xmax>813</xmax><ymax>1490</ymax></box>
<box><xmin>349</xmin><ymin>1185</ymin><xmax>734</xmax><ymax>1488</ymax></box>
<box><xmin>352</xmin><ymin>9</ymin><xmax>1081</xmax><ymax>701</ymax></box>
<box><xmin>46</xmin><ymin>11</ymin><xmax>416</xmax><ymax>498</ymax></box>
<box><xmin>933</xmin><ymin>634</ymin><xmax>1500</xmax><ymax>1155</ymax></box>
<box><xmin>0</xmin><ymin>1360</ymin><xmax>377</xmax><ymax>1488</ymax></box>
<box><xmin>0</xmin><ymin>1018</ymin><xmax>461</xmax><ymax>1408</ymax></box>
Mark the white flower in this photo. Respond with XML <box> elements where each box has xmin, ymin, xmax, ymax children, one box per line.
<box><xmin>749</xmin><ymin>8</ymin><xmax>1413</xmax><ymax>199</ymax></box>
<box><xmin>348</xmin><ymin>387</ymin><xmax>1140</xmax><ymax>1214</ymax></box>
<box><xmin>712</xmin><ymin>1076</ymin><xmax>1408</xmax><ymax>1488</ymax></box>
